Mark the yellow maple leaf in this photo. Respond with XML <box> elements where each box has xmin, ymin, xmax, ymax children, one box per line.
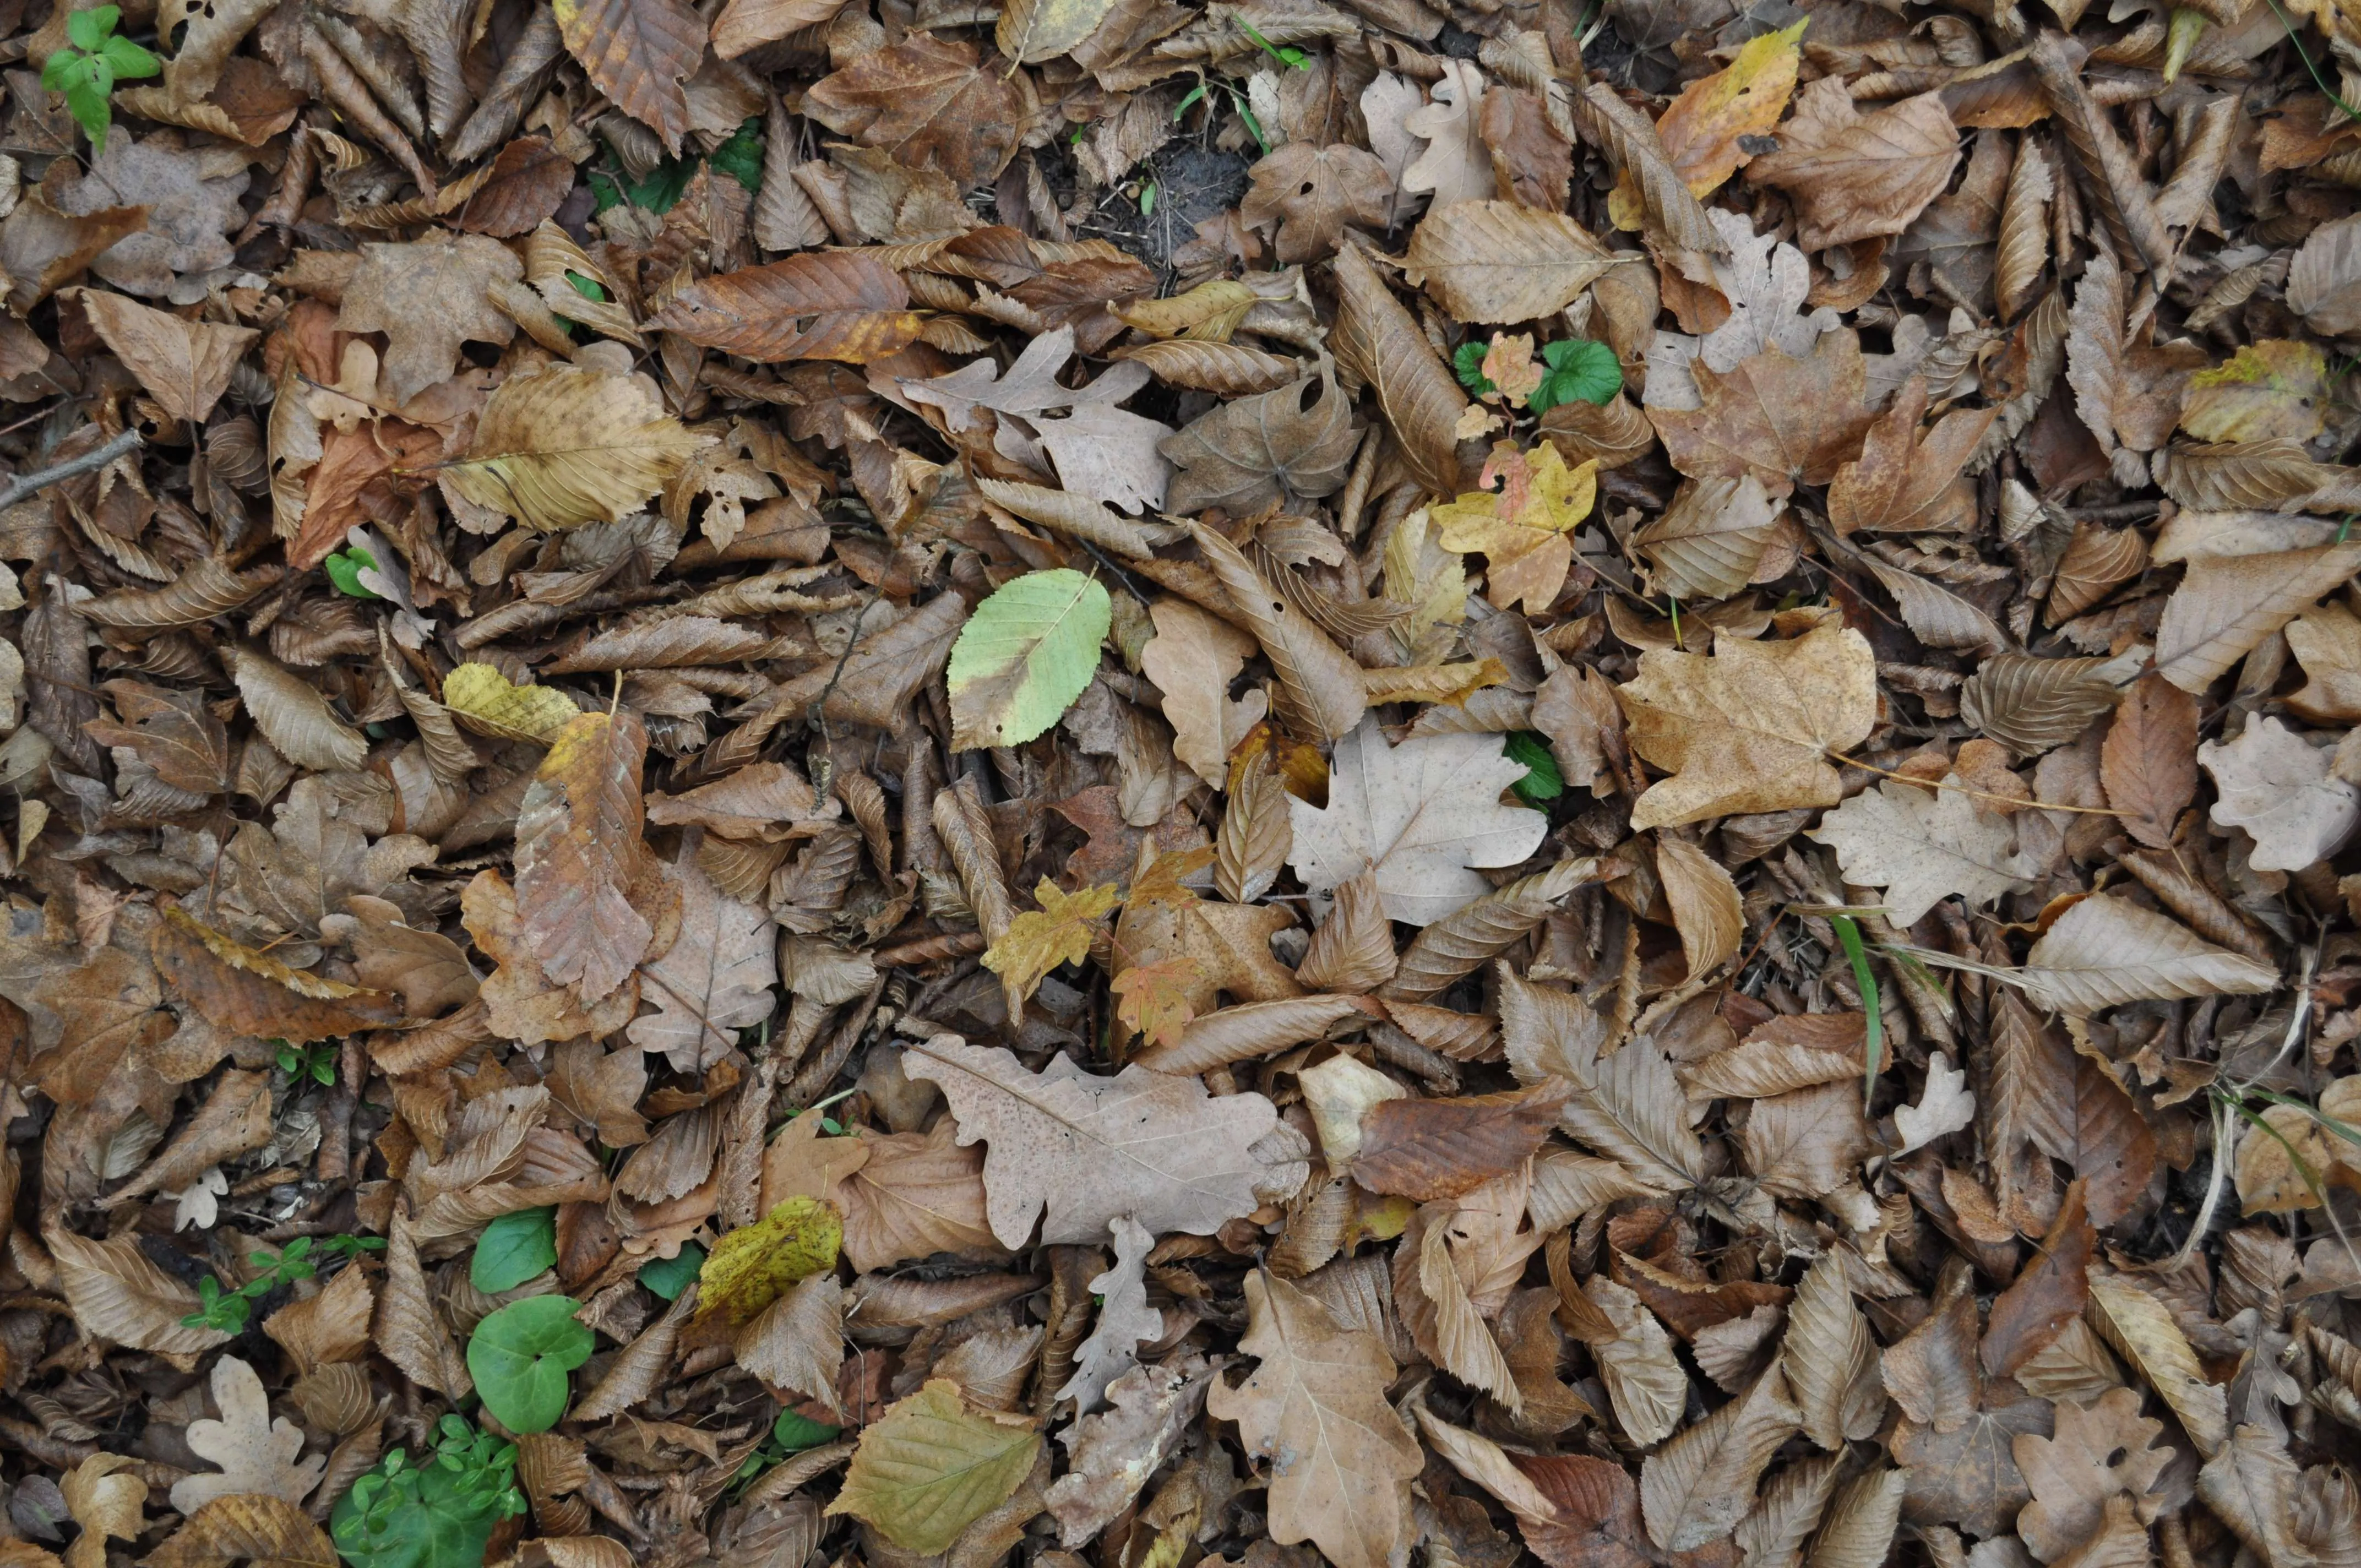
<box><xmin>981</xmin><ymin>878</ymin><xmax>1123</xmax><ymax>1020</ymax></box>
<box><xmin>1112</xmin><ymin>954</ymin><xmax>1203</xmax><ymax>1049</ymax></box>
<box><xmin>1611</xmin><ymin>19</ymin><xmax>1806</xmax><ymax>227</ymax></box>
<box><xmin>1432</xmin><ymin>443</ymin><xmax>1599</xmax><ymax>613</ymax></box>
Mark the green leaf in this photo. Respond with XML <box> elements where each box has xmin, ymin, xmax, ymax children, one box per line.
<box><xmin>825</xmin><ymin>1380</ymin><xmax>1043</xmax><ymax>1554</ymax></box>
<box><xmin>331</xmin><ymin>1441</ymin><xmax>513</xmax><ymax>1568</ymax></box>
<box><xmin>1504</xmin><ymin>731</ymin><xmax>1563</xmax><ymax>803</ymax></box>
<box><xmin>772</xmin><ymin>1409</ymin><xmax>841</xmax><ymax>1451</ymax></box>
<box><xmin>710</xmin><ymin>117</ymin><xmax>763</xmax><ymax>193</ymax></box>
<box><xmin>466</xmin><ymin>1295</ymin><xmax>592</xmax><ymax>1434</ymax></box>
<box><xmin>1830</xmin><ymin>913</ymin><xmax>1882</xmax><ymax>1112</ymax></box>
<box><xmin>62</xmin><ymin>72</ymin><xmax>111</xmax><ymax>148</ymax></box>
<box><xmin>324</xmin><ymin>547</ymin><xmax>384</xmax><ymax>600</ymax></box>
<box><xmin>1529</xmin><ymin>338</ymin><xmax>1622</xmax><ymax>415</ymax></box>
<box><xmin>101</xmin><ymin>34</ymin><xmax>157</xmax><ymax>76</ymax></box>
<box><xmin>470</xmin><ymin>1208</ymin><xmax>557</xmax><ymax>1293</ymax></box>
<box><xmin>41</xmin><ymin>48</ymin><xmax>78</xmax><ymax>90</ymax></box>
<box><xmin>1453</xmin><ymin>340</ymin><xmax>1495</xmax><ymax>397</ymax></box>
<box><xmin>945</xmin><ymin>568</ymin><xmax>1112</xmax><ymax>750</ymax></box>
<box><xmin>66</xmin><ymin>6</ymin><xmax>115</xmax><ymax>52</ymax></box>
<box><xmin>637</xmin><ymin>1242</ymin><xmax>704</xmax><ymax>1300</ymax></box>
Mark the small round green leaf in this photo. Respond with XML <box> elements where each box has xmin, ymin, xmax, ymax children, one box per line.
<box><xmin>945</xmin><ymin>568</ymin><xmax>1112</xmax><ymax>751</ymax></box>
<box><xmin>466</xmin><ymin>1295</ymin><xmax>592</xmax><ymax>1434</ymax></box>
<box><xmin>637</xmin><ymin>1242</ymin><xmax>704</xmax><ymax>1301</ymax></box>
<box><xmin>1532</xmin><ymin>338</ymin><xmax>1622</xmax><ymax>413</ymax></box>
<box><xmin>470</xmin><ymin>1208</ymin><xmax>557</xmax><ymax>1293</ymax></box>
<box><xmin>771</xmin><ymin>1408</ymin><xmax>841</xmax><ymax>1451</ymax></box>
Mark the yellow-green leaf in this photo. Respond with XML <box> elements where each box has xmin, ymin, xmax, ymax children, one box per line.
<box><xmin>441</xmin><ymin>662</ymin><xmax>581</xmax><ymax>743</ymax></box>
<box><xmin>826</xmin><ymin>1379</ymin><xmax>1043</xmax><ymax>1554</ymax></box>
<box><xmin>693</xmin><ymin>1196</ymin><xmax>841</xmax><ymax>1331</ymax></box>
<box><xmin>946</xmin><ymin>569</ymin><xmax>1112</xmax><ymax>751</ymax></box>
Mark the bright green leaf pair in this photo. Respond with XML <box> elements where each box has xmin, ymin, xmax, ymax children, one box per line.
<box><xmin>1453</xmin><ymin>337</ymin><xmax>1622</xmax><ymax>416</ymax></box>
<box><xmin>41</xmin><ymin>7</ymin><xmax>159</xmax><ymax>151</ymax></box>
<box><xmin>946</xmin><ymin>568</ymin><xmax>1112</xmax><ymax>751</ymax></box>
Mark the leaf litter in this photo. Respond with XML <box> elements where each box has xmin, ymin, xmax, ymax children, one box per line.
<box><xmin>10</xmin><ymin>2</ymin><xmax>2361</xmax><ymax>1568</ymax></box>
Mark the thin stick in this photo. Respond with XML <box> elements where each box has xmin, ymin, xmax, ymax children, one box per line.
<box><xmin>1826</xmin><ymin>748</ymin><xmax>2137</xmax><ymax>818</ymax></box>
<box><xmin>0</xmin><ymin>427</ymin><xmax>141</xmax><ymax>508</ymax></box>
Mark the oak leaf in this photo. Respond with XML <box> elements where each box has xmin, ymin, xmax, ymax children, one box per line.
<box><xmin>335</xmin><ymin>236</ymin><xmax>522</xmax><ymax>406</ymax></box>
<box><xmin>1808</xmin><ymin>778</ymin><xmax>2043</xmax><ymax>925</ymax></box>
<box><xmin>902</xmin><ymin>1033</ymin><xmax>1308</xmax><ymax>1246</ymax></box>
<box><xmin>171</xmin><ymin>1355</ymin><xmax>327</xmax><ymax>1513</ymax></box>
<box><xmin>73</xmin><ymin>288</ymin><xmax>257</xmax><ymax>423</ymax></box>
<box><xmin>2199</xmin><ymin>715</ymin><xmax>2359</xmax><ymax>872</ymax></box>
<box><xmin>59</xmin><ymin>1456</ymin><xmax>142</xmax><ymax>1568</ymax></box>
<box><xmin>982</xmin><ymin>879</ymin><xmax>1122</xmax><ymax>1022</ymax></box>
<box><xmin>1206</xmin><ymin>1272</ymin><xmax>1422</xmax><ymax>1568</ymax></box>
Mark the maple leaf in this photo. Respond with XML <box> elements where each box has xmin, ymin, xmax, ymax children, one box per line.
<box><xmin>1111</xmin><ymin>954</ymin><xmax>1201</xmax><ymax>1049</ymax></box>
<box><xmin>981</xmin><ymin>878</ymin><xmax>1122</xmax><ymax>1022</ymax></box>
<box><xmin>335</xmin><ymin>236</ymin><xmax>523</xmax><ymax>405</ymax></box>
<box><xmin>1615</xmin><ymin>620</ymin><xmax>1879</xmax><ymax>830</ymax></box>
<box><xmin>1647</xmin><ymin>331</ymin><xmax>1880</xmax><ymax>494</ymax></box>
<box><xmin>1432</xmin><ymin>442</ymin><xmax>1598</xmax><ymax>612</ymax></box>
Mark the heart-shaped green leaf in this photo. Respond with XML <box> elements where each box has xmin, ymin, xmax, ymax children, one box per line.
<box><xmin>465</xmin><ymin>1295</ymin><xmax>592</xmax><ymax>1433</ymax></box>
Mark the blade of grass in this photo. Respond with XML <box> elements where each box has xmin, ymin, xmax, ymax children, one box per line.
<box><xmin>1831</xmin><ymin>913</ymin><xmax>1881</xmax><ymax>1113</ymax></box>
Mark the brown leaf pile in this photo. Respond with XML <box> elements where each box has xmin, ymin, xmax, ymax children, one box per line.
<box><xmin>8</xmin><ymin>3</ymin><xmax>2361</xmax><ymax>1568</ymax></box>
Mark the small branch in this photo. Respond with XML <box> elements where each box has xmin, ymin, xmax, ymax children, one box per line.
<box><xmin>0</xmin><ymin>427</ymin><xmax>142</xmax><ymax>509</ymax></box>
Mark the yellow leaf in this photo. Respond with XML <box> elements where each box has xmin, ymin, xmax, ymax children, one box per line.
<box><xmin>442</xmin><ymin>662</ymin><xmax>583</xmax><ymax>743</ymax></box>
<box><xmin>693</xmin><ymin>1196</ymin><xmax>842</xmax><ymax>1332</ymax></box>
<box><xmin>1658</xmin><ymin>19</ymin><xmax>1807</xmax><ymax>198</ymax></box>
<box><xmin>981</xmin><ymin>878</ymin><xmax>1123</xmax><ymax>1020</ymax></box>
<box><xmin>1112</xmin><ymin>955</ymin><xmax>1202</xmax><ymax>1049</ymax></box>
<box><xmin>2182</xmin><ymin>339</ymin><xmax>2330</xmax><ymax>444</ymax></box>
<box><xmin>1433</xmin><ymin>444</ymin><xmax>1598</xmax><ymax>612</ymax></box>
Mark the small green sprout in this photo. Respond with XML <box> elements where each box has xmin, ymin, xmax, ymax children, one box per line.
<box><xmin>41</xmin><ymin>8</ymin><xmax>159</xmax><ymax>151</ymax></box>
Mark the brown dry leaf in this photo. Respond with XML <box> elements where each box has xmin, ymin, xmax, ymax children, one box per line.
<box><xmin>1780</xmin><ymin>1250</ymin><xmax>1884</xmax><ymax>1450</ymax></box>
<box><xmin>1996</xmin><ymin>892</ymin><xmax>2278</xmax><ymax>1015</ymax></box>
<box><xmin>1615</xmin><ymin>621</ymin><xmax>1877</xmax><ymax>830</ymax></box>
<box><xmin>1206</xmin><ymin>1272</ymin><xmax>1422</xmax><ymax>1568</ymax></box>
<box><xmin>1649</xmin><ymin>333</ymin><xmax>1879</xmax><ymax>495</ymax></box>
<box><xmin>1188</xmin><ymin>521</ymin><xmax>1366</xmax><ymax>743</ymax></box>
<box><xmin>626</xmin><ymin>857</ymin><xmax>776</xmax><ymax>1072</ymax></box>
<box><xmin>1826</xmin><ymin>377</ymin><xmax>1997</xmax><ymax>535</ymax></box>
<box><xmin>452</xmin><ymin>138</ymin><xmax>577</xmax><ymax>238</ymax></box>
<box><xmin>516</xmin><ymin>709</ymin><xmax>654</xmax><ymax>1005</ymax></box>
<box><xmin>2085</xmin><ymin>1270</ymin><xmax>2229</xmax><ymax>1459</ymax></box>
<box><xmin>2013</xmin><ymin>1385</ymin><xmax>2172</xmax><ymax>1560</ymax></box>
<box><xmin>1241</xmin><ymin>142</ymin><xmax>1392</xmax><ymax>264</ymax></box>
<box><xmin>652</xmin><ymin>253</ymin><xmax>922</xmax><ymax>364</ymax></box>
<box><xmin>902</xmin><ymin>1034</ymin><xmax>1307</xmax><ymax>1246</ymax></box>
<box><xmin>553</xmin><ymin>0</ymin><xmax>704</xmax><ymax>153</ymax></box>
<box><xmin>1570</xmin><ymin>1276</ymin><xmax>1689</xmax><ymax>1446</ymax></box>
<box><xmin>1747</xmin><ymin>83</ymin><xmax>1961</xmax><ymax>251</ymax></box>
<box><xmin>149</xmin><ymin>1498</ymin><xmax>335</xmax><ymax>1568</ymax></box>
<box><xmin>2200</xmin><ymin>716</ymin><xmax>2359</xmax><ymax>873</ymax></box>
<box><xmin>1332</xmin><ymin>241</ymin><xmax>1470</xmax><ymax>498</ymax></box>
<box><xmin>73</xmin><ymin>289</ymin><xmax>257</xmax><ymax>423</ymax></box>
<box><xmin>1640</xmin><ymin>1366</ymin><xmax>1801</xmax><ymax>1552</ymax></box>
<box><xmin>1402</xmin><ymin>200</ymin><xmax>1617</xmax><ymax>324</ymax></box>
<box><xmin>1807</xmin><ymin>778</ymin><xmax>2041</xmax><ymax>926</ymax></box>
<box><xmin>2098</xmin><ymin>673</ymin><xmax>2197</xmax><ymax>847</ymax></box>
<box><xmin>1353</xmin><ymin>1083</ymin><xmax>1569</xmax><ymax>1201</ymax></box>
<box><xmin>262</xmin><ymin>1261</ymin><xmax>374</xmax><ymax>1375</ymax></box>
<box><xmin>1655</xmin><ymin>834</ymin><xmax>1742</xmax><ymax>979</ymax></box>
<box><xmin>441</xmin><ymin>366</ymin><xmax>714</xmax><ymax>532</ymax></box>
<box><xmin>1140</xmin><ymin>598</ymin><xmax>1270</xmax><ymax>788</ymax></box>
<box><xmin>336</xmin><ymin>236</ymin><xmax>521</xmax><ymax>406</ymax></box>
<box><xmin>1635</xmin><ymin>474</ymin><xmax>1783</xmax><ymax>602</ymax></box>
<box><xmin>803</xmin><ymin>34</ymin><xmax>1030</xmax><ymax>189</ymax></box>
<box><xmin>154</xmin><ymin>908</ymin><xmax>401</xmax><ymax>1042</ymax></box>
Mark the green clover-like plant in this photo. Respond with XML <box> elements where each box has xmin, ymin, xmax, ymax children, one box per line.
<box><xmin>470</xmin><ymin>1207</ymin><xmax>557</xmax><ymax>1294</ymax></box>
<box><xmin>331</xmin><ymin>1416</ymin><xmax>524</xmax><ymax>1568</ymax></box>
<box><xmin>41</xmin><ymin>7</ymin><xmax>159</xmax><ymax>152</ymax></box>
<box><xmin>466</xmin><ymin>1294</ymin><xmax>592</xmax><ymax>1433</ymax></box>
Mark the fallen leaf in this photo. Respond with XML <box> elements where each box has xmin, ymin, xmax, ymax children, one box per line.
<box><xmin>826</xmin><ymin>1379</ymin><xmax>1042</xmax><ymax>1554</ymax></box>
<box><xmin>441</xmin><ymin>367</ymin><xmax>714</xmax><ymax>532</ymax></box>
<box><xmin>552</xmin><ymin>0</ymin><xmax>705</xmax><ymax>153</ymax></box>
<box><xmin>171</xmin><ymin>1355</ymin><xmax>328</xmax><ymax>1513</ymax></box>
<box><xmin>1808</xmin><ymin>777</ymin><xmax>2042</xmax><ymax>924</ymax></box>
<box><xmin>2199</xmin><ymin>715</ymin><xmax>2360</xmax><ymax>872</ymax></box>
<box><xmin>515</xmin><ymin>709</ymin><xmax>655</xmax><ymax>1005</ymax></box>
<box><xmin>1746</xmin><ymin>83</ymin><xmax>1961</xmax><ymax>251</ymax></box>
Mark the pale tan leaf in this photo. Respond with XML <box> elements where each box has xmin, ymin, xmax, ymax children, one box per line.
<box><xmin>1142</xmin><ymin>597</ymin><xmax>1268</xmax><ymax>789</ymax></box>
<box><xmin>1131</xmin><ymin>995</ymin><xmax>1366</xmax><ymax>1076</ymax></box>
<box><xmin>1188</xmin><ymin>521</ymin><xmax>1366</xmax><ymax>743</ymax></box>
<box><xmin>171</xmin><ymin>1355</ymin><xmax>327</xmax><ymax>1513</ymax></box>
<box><xmin>2156</xmin><ymin>543</ymin><xmax>2361</xmax><ymax>693</ymax></box>
<box><xmin>1331</xmin><ymin>241</ymin><xmax>1470</xmax><ymax>498</ymax></box>
<box><xmin>1205</xmin><ymin>1272</ymin><xmax>1422</xmax><ymax>1568</ymax></box>
<box><xmin>1863</xmin><ymin>557</ymin><xmax>2009</xmax><ymax>652</ymax></box>
<box><xmin>1216</xmin><ymin>760</ymin><xmax>1292</xmax><ymax>906</ymax></box>
<box><xmin>1780</xmin><ymin>1250</ymin><xmax>1884</xmax><ymax>1450</ymax></box>
<box><xmin>2086</xmin><ymin>1270</ymin><xmax>2230</xmax><ymax>1460</ymax></box>
<box><xmin>1054</xmin><ymin>1215</ymin><xmax>1161</xmax><ymax>1413</ymax></box>
<box><xmin>374</xmin><ymin>1211</ymin><xmax>470</xmax><ymax>1399</ymax></box>
<box><xmin>625</xmin><ymin>857</ymin><xmax>776</xmax><ymax>1072</ymax></box>
<box><xmin>1800</xmin><ymin>1468</ymin><xmax>1905</xmax><ymax>1568</ymax></box>
<box><xmin>226</xmin><ymin>648</ymin><xmax>366</xmax><ymax>772</ymax></box>
<box><xmin>262</xmin><ymin>1262</ymin><xmax>374</xmax><ymax>1376</ymax></box>
<box><xmin>2014</xmin><ymin>1385</ymin><xmax>2172</xmax><ymax>1561</ymax></box>
<box><xmin>1807</xmin><ymin>778</ymin><xmax>2042</xmax><ymax>925</ymax></box>
<box><xmin>442</xmin><ymin>366</ymin><xmax>715</xmax><ymax>532</ymax></box>
<box><xmin>1640</xmin><ymin>1366</ymin><xmax>1801</xmax><ymax>1551</ymax></box>
<box><xmin>1575</xmin><ymin>1277</ymin><xmax>1689</xmax><ymax>1447</ymax></box>
<box><xmin>2200</xmin><ymin>715</ymin><xmax>2360</xmax><ymax>872</ymax></box>
<box><xmin>60</xmin><ymin>1455</ymin><xmax>143</xmax><ymax>1568</ymax></box>
<box><xmin>1746</xmin><ymin>83</ymin><xmax>1961</xmax><ymax>250</ymax></box>
<box><xmin>1382</xmin><ymin>858</ymin><xmax>1597</xmax><ymax>1004</ymax></box>
<box><xmin>2004</xmin><ymin>894</ymin><xmax>2277</xmax><ymax>1015</ymax></box>
<box><xmin>2196</xmin><ymin>1424</ymin><xmax>2311</xmax><ymax>1568</ymax></box>
<box><xmin>1740</xmin><ymin>1081</ymin><xmax>1870</xmax><ymax>1199</ymax></box>
<box><xmin>1402</xmin><ymin>200</ymin><xmax>1617</xmax><ymax>323</ymax></box>
<box><xmin>148</xmin><ymin>1496</ymin><xmax>336</xmax><ymax>1568</ymax></box>
<box><xmin>1655</xmin><ymin>835</ymin><xmax>1742</xmax><ymax>981</ymax></box>
<box><xmin>74</xmin><ymin>289</ymin><xmax>259</xmax><ymax>423</ymax></box>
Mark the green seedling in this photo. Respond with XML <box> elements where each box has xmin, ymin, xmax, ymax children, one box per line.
<box><xmin>42</xmin><ymin>7</ymin><xmax>158</xmax><ymax>151</ymax></box>
<box><xmin>331</xmin><ymin>1415</ymin><xmax>525</xmax><ymax>1568</ymax></box>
